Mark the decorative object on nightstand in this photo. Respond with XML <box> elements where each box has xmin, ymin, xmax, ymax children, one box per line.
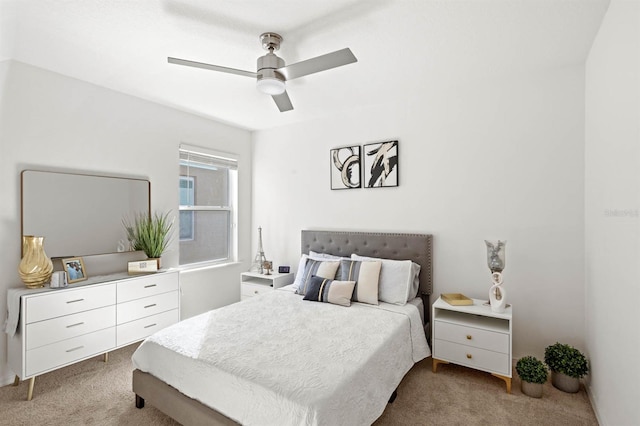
<box><xmin>123</xmin><ymin>211</ymin><xmax>174</xmax><ymax>269</ymax></box>
<box><xmin>250</xmin><ymin>226</ymin><xmax>268</xmax><ymax>273</ymax></box>
<box><xmin>441</xmin><ymin>293</ymin><xmax>473</xmax><ymax>306</ymax></box>
<box><xmin>516</xmin><ymin>356</ymin><xmax>548</xmax><ymax>398</ymax></box>
<box><xmin>432</xmin><ymin>296</ymin><xmax>512</xmax><ymax>393</ymax></box>
<box><xmin>485</xmin><ymin>240</ymin><xmax>507</xmax><ymax>313</ymax></box>
<box><xmin>544</xmin><ymin>342</ymin><xmax>589</xmax><ymax>393</ymax></box>
<box><xmin>18</xmin><ymin>235</ymin><xmax>54</xmax><ymax>288</ymax></box>
<box><xmin>240</xmin><ymin>271</ymin><xmax>293</xmax><ymax>300</ymax></box>
<box><xmin>262</xmin><ymin>260</ymin><xmax>273</xmax><ymax>275</ymax></box>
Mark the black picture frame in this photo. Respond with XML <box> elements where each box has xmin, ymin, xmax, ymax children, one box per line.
<box><xmin>330</xmin><ymin>145</ymin><xmax>361</xmax><ymax>190</ymax></box>
<box><xmin>363</xmin><ymin>140</ymin><xmax>399</xmax><ymax>188</ymax></box>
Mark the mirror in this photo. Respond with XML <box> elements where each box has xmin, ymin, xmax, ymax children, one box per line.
<box><xmin>21</xmin><ymin>170</ymin><xmax>150</xmax><ymax>258</ymax></box>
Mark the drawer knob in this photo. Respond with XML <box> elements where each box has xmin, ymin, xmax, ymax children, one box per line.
<box><xmin>144</xmin><ymin>284</ymin><xmax>157</xmax><ymax>288</ymax></box>
<box><xmin>144</xmin><ymin>323</ymin><xmax>157</xmax><ymax>329</ymax></box>
<box><xmin>66</xmin><ymin>346</ymin><xmax>84</xmax><ymax>353</ymax></box>
<box><xmin>144</xmin><ymin>303</ymin><xmax>157</xmax><ymax>309</ymax></box>
<box><xmin>66</xmin><ymin>298</ymin><xmax>85</xmax><ymax>304</ymax></box>
<box><xmin>466</xmin><ymin>335</ymin><xmax>472</xmax><ymax>340</ymax></box>
<box><xmin>466</xmin><ymin>354</ymin><xmax>473</xmax><ymax>359</ymax></box>
<box><xmin>254</xmin><ymin>290</ymin><xmax>259</xmax><ymax>294</ymax></box>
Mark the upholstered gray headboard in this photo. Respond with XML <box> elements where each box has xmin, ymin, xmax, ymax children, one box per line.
<box><xmin>301</xmin><ymin>230</ymin><xmax>433</xmax><ymax>296</ymax></box>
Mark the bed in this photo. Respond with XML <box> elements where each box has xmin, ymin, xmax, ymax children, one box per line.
<box><xmin>132</xmin><ymin>230</ymin><xmax>433</xmax><ymax>425</ymax></box>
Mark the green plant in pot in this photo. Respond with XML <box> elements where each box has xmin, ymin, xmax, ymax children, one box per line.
<box><xmin>516</xmin><ymin>356</ymin><xmax>548</xmax><ymax>398</ymax></box>
<box><xmin>123</xmin><ymin>211</ymin><xmax>174</xmax><ymax>268</ymax></box>
<box><xmin>544</xmin><ymin>342</ymin><xmax>589</xmax><ymax>393</ymax></box>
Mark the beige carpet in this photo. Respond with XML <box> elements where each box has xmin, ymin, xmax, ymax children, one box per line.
<box><xmin>0</xmin><ymin>343</ymin><xmax>597</xmax><ymax>425</ymax></box>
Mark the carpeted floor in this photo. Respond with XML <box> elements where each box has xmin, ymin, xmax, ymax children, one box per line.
<box><xmin>0</xmin><ymin>343</ymin><xmax>598</xmax><ymax>425</ymax></box>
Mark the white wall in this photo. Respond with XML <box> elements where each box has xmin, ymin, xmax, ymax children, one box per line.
<box><xmin>252</xmin><ymin>65</ymin><xmax>586</xmax><ymax>360</ymax></box>
<box><xmin>585</xmin><ymin>1</ymin><xmax>639</xmax><ymax>425</ymax></box>
<box><xmin>0</xmin><ymin>60</ymin><xmax>252</xmax><ymax>385</ymax></box>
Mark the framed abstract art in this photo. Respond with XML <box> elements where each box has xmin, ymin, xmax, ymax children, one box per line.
<box><xmin>363</xmin><ymin>140</ymin><xmax>398</xmax><ymax>188</ymax></box>
<box><xmin>330</xmin><ymin>145</ymin><xmax>361</xmax><ymax>190</ymax></box>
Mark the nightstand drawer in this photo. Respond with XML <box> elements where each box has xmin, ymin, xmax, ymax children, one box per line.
<box><xmin>26</xmin><ymin>327</ymin><xmax>116</xmax><ymax>377</ymax></box>
<box><xmin>241</xmin><ymin>282</ymin><xmax>273</xmax><ymax>298</ymax></box>
<box><xmin>117</xmin><ymin>291</ymin><xmax>179</xmax><ymax>324</ymax></box>
<box><xmin>434</xmin><ymin>339</ymin><xmax>510</xmax><ymax>375</ymax></box>
<box><xmin>26</xmin><ymin>305</ymin><xmax>116</xmax><ymax>350</ymax></box>
<box><xmin>117</xmin><ymin>309</ymin><xmax>179</xmax><ymax>346</ymax></box>
<box><xmin>117</xmin><ymin>272</ymin><xmax>179</xmax><ymax>303</ymax></box>
<box><xmin>25</xmin><ymin>284</ymin><xmax>116</xmax><ymax>323</ymax></box>
<box><xmin>434</xmin><ymin>321</ymin><xmax>509</xmax><ymax>354</ymax></box>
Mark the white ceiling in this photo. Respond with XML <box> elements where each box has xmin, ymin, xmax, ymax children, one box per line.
<box><xmin>0</xmin><ymin>0</ymin><xmax>609</xmax><ymax>131</ymax></box>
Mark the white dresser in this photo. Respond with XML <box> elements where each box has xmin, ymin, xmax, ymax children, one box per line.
<box><xmin>431</xmin><ymin>296</ymin><xmax>512</xmax><ymax>393</ymax></box>
<box><xmin>7</xmin><ymin>270</ymin><xmax>179</xmax><ymax>400</ymax></box>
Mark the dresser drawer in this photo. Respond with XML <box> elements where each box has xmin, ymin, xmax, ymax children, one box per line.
<box><xmin>116</xmin><ymin>309</ymin><xmax>179</xmax><ymax>347</ymax></box>
<box><xmin>434</xmin><ymin>339</ymin><xmax>510</xmax><ymax>376</ymax></box>
<box><xmin>241</xmin><ymin>283</ymin><xmax>273</xmax><ymax>299</ymax></box>
<box><xmin>434</xmin><ymin>321</ymin><xmax>509</xmax><ymax>354</ymax></box>
<box><xmin>26</xmin><ymin>327</ymin><xmax>116</xmax><ymax>377</ymax></box>
<box><xmin>26</xmin><ymin>306</ymin><xmax>116</xmax><ymax>350</ymax></box>
<box><xmin>25</xmin><ymin>284</ymin><xmax>116</xmax><ymax>324</ymax></box>
<box><xmin>117</xmin><ymin>272</ymin><xmax>179</xmax><ymax>303</ymax></box>
<box><xmin>117</xmin><ymin>291</ymin><xmax>179</xmax><ymax>324</ymax></box>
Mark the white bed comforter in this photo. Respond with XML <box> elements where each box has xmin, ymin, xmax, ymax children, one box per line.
<box><xmin>132</xmin><ymin>288</ymin><xmax>430</xmax><ymax>426</ymax></box>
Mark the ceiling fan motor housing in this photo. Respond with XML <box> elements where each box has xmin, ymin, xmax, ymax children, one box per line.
<box><xmin>257</xmin><ymin>52</ymin><xmax>285</xmax><ymax>83</ymax></box>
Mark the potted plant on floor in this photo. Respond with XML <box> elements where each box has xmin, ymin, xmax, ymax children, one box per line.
<box><xmin>123</xmin><ymin>211</ymin><xmax>174</xmax><ymax>269</ymax></box>
<box><xmin>544</xmin><ymin>342</ymin><xmax>589</xmax><ymax>393</ymax></box>
<box><xmin>515</xmin><ymin>356</ymin><xmax>548</xmax><ymax>398</ymax></box>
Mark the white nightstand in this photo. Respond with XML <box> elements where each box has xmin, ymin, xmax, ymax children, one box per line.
<box><xmin>240</xmin><ymin>271</ymin><xmax>294</xmax><ymax>301</ymax></box>
<box><xmin>431</xmin><ymin>296</ymin><xmax>513</xmax><ymax>393</ymax></box>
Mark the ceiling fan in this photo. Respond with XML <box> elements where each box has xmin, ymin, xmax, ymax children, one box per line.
<box><xmin>168</xmin><ymin>32</ymin><xmax>357</xmax><ymax>112</ymax></box>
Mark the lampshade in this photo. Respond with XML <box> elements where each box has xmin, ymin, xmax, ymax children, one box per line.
<box><xmin>256</xmin><ymin>77</ymin><xmax>285</xmax><ymax>95</ymax></box>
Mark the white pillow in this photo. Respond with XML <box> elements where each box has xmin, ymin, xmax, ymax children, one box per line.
<box><xmin>350</xmin><ymin>254</ymin><xmax>421</xmax><ymax>305</ymax></box>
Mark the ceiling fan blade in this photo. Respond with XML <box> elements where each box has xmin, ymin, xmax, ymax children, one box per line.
<box><xmin>278</xmin><ymin>48</ymin><xmax>357</xmax><ymax>81</ymax></box>
<box><xmin>168</xmin><ymin>57</ymin><xmax>258</xmax><ymax>78</ymax></box>
<box><xmin>272</xmin><ymin>91</ymin><xmax>293</xmax><ymax>112</ymax></box>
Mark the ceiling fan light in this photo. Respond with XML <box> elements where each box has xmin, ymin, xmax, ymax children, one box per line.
<box><xmin>256</xmin><ymin>77</ymin><xmax>286</xmax><ymax>95</ymax></box>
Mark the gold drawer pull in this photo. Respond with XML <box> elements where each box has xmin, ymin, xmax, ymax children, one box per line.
<box><xmin>66</xmin><ymin>346</ymin><xmax>84</xmax><ymax>353</ymax></box>
<box><xmin>144</xmin><ymin>284</ymin><xmax>157</xmax><ymax>288</ymax></box>
<box><xmin>466</xmin><ymin>354</ymin><xmax>473</xmax><ymax>359</ymax></box>
<box><xmin>144</xmin><ymin>323</ymin><xmax>157</xmax><ymax>329</ymax></box>
<box><xmin>66</xmin><ymin>322</ymin><xmax>85</xmax><ymax>328</ymax></box>
<box><xmin>144</xmin><ymin>303</ymin><xmax>157</xmax><ymax>309</ymax></box>
<box><xmin>466</xmin><ymin>335</ymin><xmax>472</xmax><ymax>340</ymax></box>
<box><xmin>66</xmin><ymin>298</ymin><xmax>85</xmax><ymax>304</ymax></box>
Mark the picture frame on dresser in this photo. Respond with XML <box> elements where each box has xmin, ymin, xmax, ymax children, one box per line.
<box><xmin>62</xmin><ymin>257</ymin><xmax>87</xmax><ymax>283</ymax></box>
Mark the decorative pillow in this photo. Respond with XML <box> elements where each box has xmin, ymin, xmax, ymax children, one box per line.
<box><xmin>302</xmin><ymin>276</ymin><xmax>356</xmax><ymax>307</ymax></box>
<box><xmin>340</xmin><ymin>259</ymin><xmax>382</xmax><ymax>305</ymax></box>
<box><xmin>351</xmin><ymin>254</ymin><xmax>421</xmax><ymax>305</ymax></box>
<box><xmin>295</xmin><ymin>259</ymin><xmax>340</xmax><ymax>296</ymax></box>
<box><xmin>309</xmin><ymin>250</ymin><xmax>349</xmax><ymax>278</ymax></box>
<box><xmin>292</xmin><ymin>254</ymin><xmax>338</xmax><ymax>292</ymax></box>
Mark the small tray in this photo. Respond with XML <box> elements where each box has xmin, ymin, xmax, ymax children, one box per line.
<box><xmin>441</xmin><ymin>293</ymin><xmax>473</xmax><ymax>306</ymax></box>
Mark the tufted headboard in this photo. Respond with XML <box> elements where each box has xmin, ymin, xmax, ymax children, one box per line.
<box><xmin>301</xmin><ymin>230</ymin><xmax>433</xmax><ymax>296</ymax></box>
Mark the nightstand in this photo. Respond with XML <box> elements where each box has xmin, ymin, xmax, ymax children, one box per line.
<box><xmin>240</xmin><ymin>272</ymin><xmax>294</xmax><ymax>301</ymax></box>
<box><xmin>431</xmin><ymin>296</ymin><xmax>513</xmax><ymax>393</ymax></box>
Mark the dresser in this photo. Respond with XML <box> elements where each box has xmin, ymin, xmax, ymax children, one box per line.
<box><xmin>240</xmin><ymin>271</ymin><xmax>294</xmax><ymax>300</ymax></box>
<box><xmin>431</xmin><ymin>296</ymin><xmax>513</xmax><ymax>393</ymax></box>
<box><xmin>7</xmin><ymin>270</ymin><xmax>179</xmax><ymax>400</ymax></box>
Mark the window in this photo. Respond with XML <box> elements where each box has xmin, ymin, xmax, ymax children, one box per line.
<box><xmin>179</xmin><ymin>145</ymin><xmax>238</xmax><ymax>266</ymax></box>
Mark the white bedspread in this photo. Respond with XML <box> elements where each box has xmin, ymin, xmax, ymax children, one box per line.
<box><xmin>132</xmin><ymin>289</ymin><xmax>430</xmax><ymax>426</ymax></box>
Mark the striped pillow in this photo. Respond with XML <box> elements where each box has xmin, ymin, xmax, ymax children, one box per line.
<box><xmin>295</xmin><ymin>260</ymin><xmax>340</xmax><ymax>296</ymax></box>
<box><xmin>303</xmin><ymin>276</ymin><xmax>356</xmax><ymax>307</ymax></box>
<box><xmin>340</xmin><ymin>259</ymin><xmax>382</xmax><ymax>305</ymax></box>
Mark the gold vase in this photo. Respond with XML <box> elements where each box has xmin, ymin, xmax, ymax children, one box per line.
<box><xmin>18</xmin><ymin>236</ymin><xmax>54</xmax><ymax>288</ymax></box>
